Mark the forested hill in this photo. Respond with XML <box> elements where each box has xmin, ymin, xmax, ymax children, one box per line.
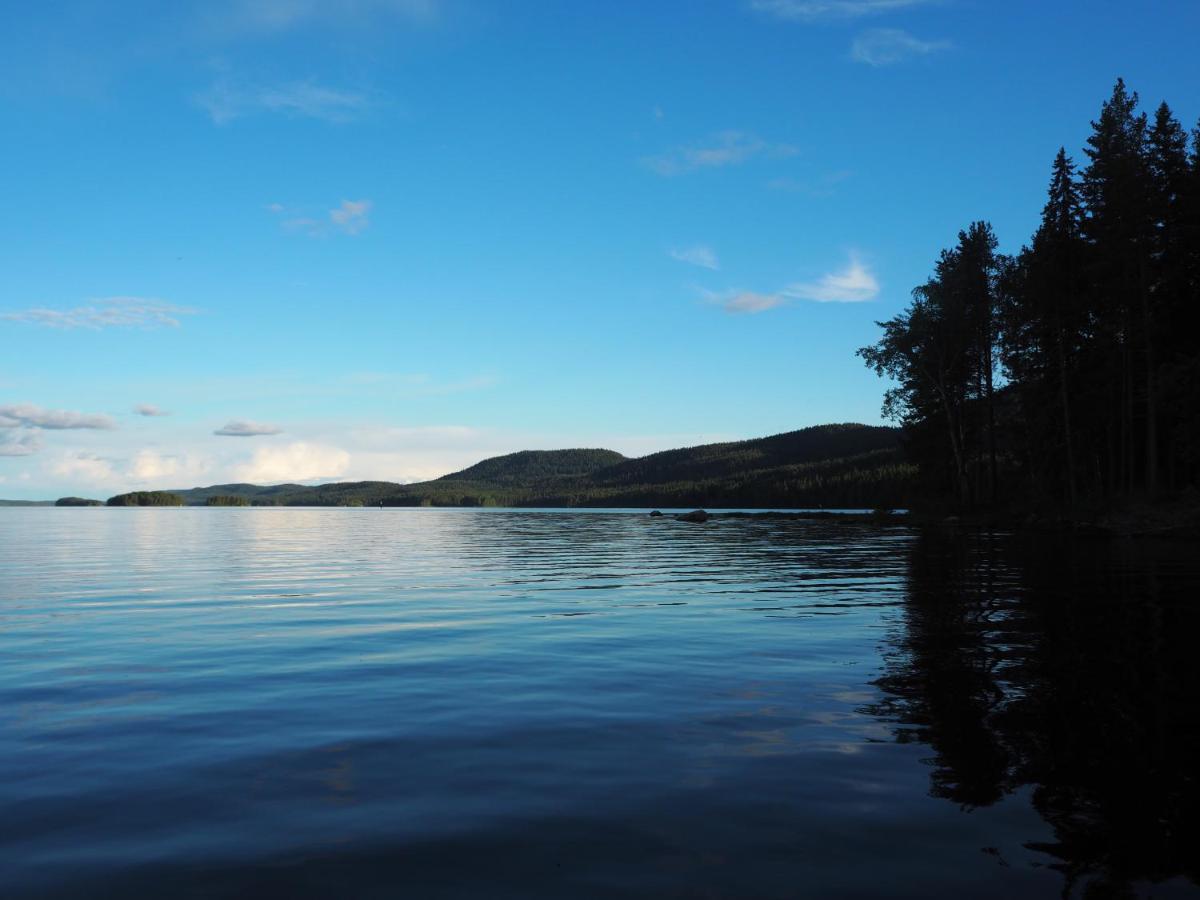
<box><xmin>438</xmin><ymin>449</ymin><xmax>627</xmax><ymax>484</ymax></box>
<box><xmin>150</xmin><ymin>423</ymin><xmax>912</xmax><ymax>508</ymax></box>
<box><xmin>591</xmin><ymin>425</ymin><xmax>899</xmax><ymax>487</ymax></box>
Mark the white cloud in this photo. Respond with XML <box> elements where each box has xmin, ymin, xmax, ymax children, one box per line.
<box><xmin>127</xmin><ymin>450</ymin><xmax>211</xmax><ymax>484</ymax></box>
<box><xmin>215</xmin><ymin>420</ymin><xmax>283</xmax><ymax>437</ymax></box>
<box><xmin>1</xmin><ymin>298</ymin><xmax>196</xmax><ymax>330</ymax></box>
<box><xmin>0</xmin><ymin>404</ymin><xmax>116</xmax><ymax>430</ymax></box>
<box><xmin>784</xmin><ymin>255</ymin><xmax>879</xmax><ymax>302</ymax></box>
<box><xmin>129</xmin><ymin>450</ymin><xmax>179</xmax><ymax>481</ymax></box>
<box><xmin>232</xmin><ymin>441</ymin><xmax>350</xmax><ymax>483</ymax></box>
<box><xmin>750</xmin><ymin>0</ymin><xmax>933</xmax><ymax>21</ymax></box>
<box><xmin>723</xmin><ymin>291</ymin><xmax>786</xmax><ymax>314</ymax></box>
<box><xmin>330</xmin><ymin>199</ymin><xmax>371</xmax><ymax>234</ymax></box>
<box><xmin>701</xmin><ymin>254</ymin><xmax>879</xmax><ymax>314</ymax></box>
<box><xmin>643</xmin><ymin>131</ymin><xmax>796</xmax><ymax>176</ymax></box>
<box><xmin>197</xmin><ymin>78</ymin><xmax>371</xmax><ymax>124</ymax></box>
<box><xmin>669</xmin><ymin>245</ymin><xmax>720</xmax><ymax>270</ymax></box>
<box><xmin>134</xmin><ymin>404</ymin><xmax>170</xmax><ymax>417</ymax></box>
<box><xmin>50</xmin><ymin>454</ymin><xmax>119</xmax><ymax>486</ymax></box>
<box><xmin>851</xmin><ymin>28</ymin><xmax>949</xmax><ymax>65</ymax></box>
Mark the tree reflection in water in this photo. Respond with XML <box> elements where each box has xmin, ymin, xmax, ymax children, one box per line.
<box><xmin>869</xmin><ymin>528</ymin><xmax>1200</xmax><ymax>898</ymax></box>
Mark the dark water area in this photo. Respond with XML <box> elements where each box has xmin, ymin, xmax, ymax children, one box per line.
<box><xmin>1</xmin><ymin>509</ymin><xmax>1197</xmax><ymax>899</ymax></box>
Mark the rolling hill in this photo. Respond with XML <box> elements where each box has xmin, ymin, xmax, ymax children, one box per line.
<box><xmin>148</xmin><ymin>424</ymin><xmax>914</xmax><ymax>509</ymax></box>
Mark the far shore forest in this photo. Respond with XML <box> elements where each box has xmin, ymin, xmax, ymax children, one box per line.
<box><xmin>26</xmin><ymin>82</ymin><xmax>1199</xmax><ymax>517</ymax></box>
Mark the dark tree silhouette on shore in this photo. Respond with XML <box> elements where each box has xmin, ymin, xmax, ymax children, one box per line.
<box><xmin>861</xmin><ymin>80</ymin><xmax>1200</xmax><ymax>508</ymax></box>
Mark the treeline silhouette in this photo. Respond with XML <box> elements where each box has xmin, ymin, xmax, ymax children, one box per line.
<box><xmin>106</xmin><ymin>491</ymin><xmax>184</xmax><ymax>507</ymax></box>
<box><xmin>860</xmin><ymin>79</ymin><xmax>1199</xmax><ymax>510</ymax></box>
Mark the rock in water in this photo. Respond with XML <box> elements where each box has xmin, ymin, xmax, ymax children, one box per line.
<box><xmin>649</xmin><ymin>510</ymin><xmax>664</xmax><ymax>517</ymax></box>
<box><xmin>676</xmin><ymin>509</ymin><xmax>710</xmax><ymax>523</ymax></box>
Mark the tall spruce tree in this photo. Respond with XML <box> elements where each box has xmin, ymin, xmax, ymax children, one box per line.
<box><xmin>1000</xmin><ymin>149</ymin><xmax>1087</xmax><ymax>504</ymax></box>
<box><xmin>1146</xmin><ymin>104</ymin><xmax>1196</xmax><ymax>490</ymax></box>
<box><xmin>1081</xmin><ymin>78</ymin><xmax>1155</xmax><ymax>496</ymax></box>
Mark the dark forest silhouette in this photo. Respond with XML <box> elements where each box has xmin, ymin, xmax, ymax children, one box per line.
<box><xmin>860</xmin><ymin>80</ymin><xmax>1199</xmax><ymax>511</ymax></box>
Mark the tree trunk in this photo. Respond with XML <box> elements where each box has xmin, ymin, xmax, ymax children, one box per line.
<box><xmin>1140</xmin><ymin>253</ymin><xmax>1158</xmax><ymax>496</ymax></box>
<box><xmin>1056</xmin><ymin>327</ymin><xmax>1078</xmax><ymax>507</ymax></box>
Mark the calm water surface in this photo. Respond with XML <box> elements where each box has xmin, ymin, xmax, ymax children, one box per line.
<box><xmin>1</xmin><ymin>509</ymin><xmax>1197</xmax><ymax>898</ymax></box>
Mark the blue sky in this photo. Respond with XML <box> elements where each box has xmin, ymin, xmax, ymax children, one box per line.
<box><xmin>2</xmin><ymin>0</ymin><xmax>1197</xmax><ymax>498</ymax></box>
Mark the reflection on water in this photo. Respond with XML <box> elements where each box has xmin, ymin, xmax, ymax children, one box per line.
<box><xmin>0</xmin><ymin>509</ymin><xmax>1196</xmax><ymax>898</ymax></box>
<box><xmin>871</xmin><ymin>530</ymin><xmax>1200</xmax><ymax>897</ymax></box>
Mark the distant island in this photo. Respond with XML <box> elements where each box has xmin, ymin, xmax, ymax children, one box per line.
<box><xmin>100</xmin><ymin>423</ymin><xmax>913</xmax><ymax>509</ymax></box>
<box><xmin>55</xmin><ymin>497</ymin><xmax>103</xmax><ymax>507</ymax></box>
<box><xmin>107</xmin><ymin>491</ymin><xmax>185</xmax><ymax>507</ymax></box>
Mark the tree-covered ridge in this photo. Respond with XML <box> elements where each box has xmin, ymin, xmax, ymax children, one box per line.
<box><xmin>206</xmin><ymin>495</ymin><xmax>250</xmax><ymax>506</ymax></box>
<box><xmin>438</xmin><ymin>448</ymin><xmax>627</xmax><ymax>485</ymax></box>
<box><xmin>134</xmin><ymin>424</ymin><xmax>910</xmax><ymax>508</ymax></box>
<box><xmin>54</xmin><ymin>497</ymin><xmax>102</xmax><ymax>506</ymax></box>
<box><xmin>590</xmin><ymin>424</ymin><xmax>900</xmax><ymax>487</ymax></box>
<box><xmin>860</xmin><ymin>79</ymin><xmax>1200</xmax><ymax>510</ymax></box>
<box><xmin>107</xmin><ymin>491</ymin><xmax>185</xmax><ymax>507</ymax></box>
<box><xmin>167</xmin><ymin>482</ymin><xmax>308</xmax><ymax>505</ymax></box>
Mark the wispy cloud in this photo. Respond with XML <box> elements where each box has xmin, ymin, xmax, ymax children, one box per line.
<box><xmin>750</xmin><ymin>0</ymin><xmax>934</xmax><ymax>21</ymax></box>
<box><xmin>0</xmin><ymin>404</ymin><xmax>116</xmax><ymax>430</ymax></box>
<box><xmin>197</xmin><ymin>77</ymin><xmax>371</xmax><ymax>124</ymax></box>
<box><xmin>785</xmin><ymin>255</ymin><xmax>879</xmax><ymax>302</ymax></box>
<box><xmin>670</xmin><ymin>245</ymin><xmax>720</xmax><ymax>270</ymax></box>
<box><xmin>214</xmin><ymin>419</ymin><xmax>283</xmax><ymax>437</ymax></box>
<box><xmin>338</xmin><ymin>372</ymin><xmax>499</xmax><ymax>397</ymax></box>
<box><xmin>722</xmin><ymin>291</ymin><xmax>787</xmax><ymax>315</ymax></box>
<box><xmin>851</xmin><ymin>28</ymin><xmax>949</xmax><ymax>65</ymax></box>
<box><xmin>768</xmin><ymin>170</ymin><xmax>853</xmax><ymax>197</ymax></box>
<box><xmin>0</xmin><ymin>431</ymin><xmax>43</xmax><ymax>457</ymax></box>
<box><xmin>704</xmin><ymin>254</ymin><xmax>880</xmax><ymax>314</ymax></box>
<box><xmin>643</xmin><ymin>131</ymin><xmax>796</xmax><ymax>176</ymax></box>
<box><xmin>133</xmin><ymin>404</ymin><xmax>170</xmax><ymax>417</ymax></box>
<box><xmin>330</xmin><ymin>199</ymin><xmax>371</xmax><ymax>234</ymax></box>
<box><xmin>214</xmin><ymin>0</ymin><xmax>438</xmax><ymax>35</ymax></box>
<box><xmin>268</xmin><ymin>199</ymin><xmax>372</xmax><ymax>236</ymax></box>
<box><xmin>1</xmin><ymin>298</ymin><xmax>195</xmax><ymax>330</ymax></box>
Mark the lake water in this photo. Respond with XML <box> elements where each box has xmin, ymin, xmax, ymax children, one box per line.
<box><xmin>2</xmin><ymin>509</ymin><xmax>1197</xmax><ymax>898</ymax></box>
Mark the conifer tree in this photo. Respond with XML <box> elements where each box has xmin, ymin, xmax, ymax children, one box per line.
<box><xmin>1081</xmin><ymin>78</ymin><xmax>1154</xmax><ymax>495</ymax></box>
